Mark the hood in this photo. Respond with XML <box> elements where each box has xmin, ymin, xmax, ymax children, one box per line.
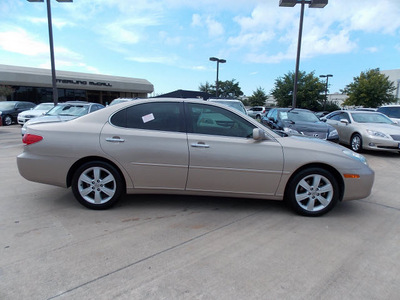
<box><xmin>19</xmin><ymin>110</ymin><xmax>49</xmax><ymax>117</ymax></box>
<box><xmin>356</xmin><ymin>122</ymin><xmax>400</xmax><ymax>134</ymax></box>
<box><xmin>283</xmin><ymin>120</ymin><xmax>331</xmax><ymax>132</ymax></box>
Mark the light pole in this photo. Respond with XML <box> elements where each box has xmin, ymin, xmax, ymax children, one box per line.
<box><xmin>27</xmin><ymin>0</ymin><xmax>73</xmax><ymax>105</ymax></box>
<box><xmin>279</xmin><ymin>0</ymin><xmax>328</xmax><ymax>108</ymax></box>
<box><xmin>209</xmin><ymin>57</ymin><xmax>226</xmax><ymax>98</ymax></box>
<box><xmin>320</xmin><ymin>74</ymin><xmax>333</xmax><ymax>110</ymax></box>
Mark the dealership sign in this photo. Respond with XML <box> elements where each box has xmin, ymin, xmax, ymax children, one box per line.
<box><xmin>56</xmin><ymin>79</ymin><xmax>112</xmax><ymax>87</ymax></box>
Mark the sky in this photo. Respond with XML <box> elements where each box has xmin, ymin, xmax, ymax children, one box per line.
<box><xmin>0</xmin><ymin>0</ymin><xmax>399</xmax><ymax>97</ymax></box>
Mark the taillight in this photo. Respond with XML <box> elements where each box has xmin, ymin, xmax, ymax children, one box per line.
<box><xmin>22</xmin><ymin>134</ymin><xmax>43</xmax><ymax>145</ymax></box>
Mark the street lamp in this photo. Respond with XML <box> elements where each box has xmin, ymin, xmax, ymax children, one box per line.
<box><xmin>209</xmin><ymin>57</ymin><xmax>226</xmax><ymax>98</ymax></box>
<box><xmin>27</xmin><ymin>0</ymin><xmax>73</xmax><ymax>105</ymax></box>
<box><xmin>279</xmin><ymin>0</ymin><xmax>328</xmax><ymax>108</ymax></box>
<box><xmin>320</xmin><ymin>74</ymin><xmax>333</xmax><ymax>110</ymax></box>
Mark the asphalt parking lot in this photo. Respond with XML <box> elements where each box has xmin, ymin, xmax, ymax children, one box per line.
<box><xmin>1</xmin><ymin>125</ymin><xmax>400</xmax><ymax>300</ymax></box>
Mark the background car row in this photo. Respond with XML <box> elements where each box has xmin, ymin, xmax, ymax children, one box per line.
<box><xmin>21</xmin><ymin>101</ymin><xmax>105</xmax><ymax>135</ymax></box>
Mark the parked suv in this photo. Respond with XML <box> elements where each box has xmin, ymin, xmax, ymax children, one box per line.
<box><xmin>0</xmin><ymin>101</ymin><xmax>36</xmax><ymax>126</ymax></box>
<box><xmin>377</xmin><ymin>105</ymin><xmax>400</xmax><ymax>123</ymax></box>
<box><xmin>247</xmin><ymin>106</ymin><xmax>269</xmax><ymax>120</ymax></box>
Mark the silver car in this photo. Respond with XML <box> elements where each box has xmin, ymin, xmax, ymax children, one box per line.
<box><xmin>17</xmin><ymin>98</ymin><xmax>374</xmax><ymax>216</ymax></box>
<box><xmin>324</xmin><ymin>110</ymin><xmax>400</xmax><ymax>153</ymax></box>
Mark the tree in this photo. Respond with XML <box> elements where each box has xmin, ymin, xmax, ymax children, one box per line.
<box><xmin>248</xmin><ymin>87</ymin><xmax>268</xmax><ymax>106</ymax></box>
<box><xmin>341</xmin><ymin>68</ymin><xmax>396</xmax><ymax>108</ymax></box>
<box><xmin>198</xmin><ymin>82</ymin><xmax>214</xmax><ymax>95</ymax></box>
<box><xmin>0</xmin><ymin>85</ymin><xmax>14</xmax><ymax>100</ymax></box>
<box><xmin>199</xmin><ymin>79</ymin><xmax>244</xmax><ymax>99</ymax></box>
<box><xmin>270</xmin><ymin>71</ymin><xmax>326</xmax><ymax>111</ymax></box>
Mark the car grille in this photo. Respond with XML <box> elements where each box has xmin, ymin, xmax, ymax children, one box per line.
<box><xmin>390</xmin><ymin>135</ymin><xmax>400</xmax><ymax>141</ymax></box>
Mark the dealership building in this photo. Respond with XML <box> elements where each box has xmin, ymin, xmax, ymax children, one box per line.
<box><xmin>0</xmin><ymin>64</ymin><xmax>154</xmax><ymax>105</ymax></box>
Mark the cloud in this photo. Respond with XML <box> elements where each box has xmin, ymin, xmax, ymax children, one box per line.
<box><xmin>126</xmin><ymin>56</ymin><xmax>175</xmax><ymax>64</ymax></box>
<box><xmin>0</xmin><ymin>28</ymin><xmax>48</xmax><ymax>56</ymax></box>
<box><xmin>26</xmin><ymin>17</ymin><xmax>75</xmax><ymax>29</ymax></box>
<box><xmin>191</xmin><ymin>14</ymin><xmax>224</xmax><ymax>37</ymax></box>
<box><xmin>0</xmin><ymin>27</ymin><xmax>98</xmax><ymax>73</ymax></box>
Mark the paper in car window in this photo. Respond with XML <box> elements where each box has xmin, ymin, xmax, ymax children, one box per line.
<box><xmin>142</xmin><ymin>113</ymin><xmax>155</xmax><ymax>123</ymax></box>
<box><xmin>280</xmin><ymin>112</ymin><xmax>288</xmax><ymax>119</ymax></box>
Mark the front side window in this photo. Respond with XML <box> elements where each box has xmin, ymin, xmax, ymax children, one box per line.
<box><xmin>330</xmin><ymin>112</ymin><xmax>349</xmax><ymax>122</ymax></box>
<box><xmin>110</xmin><ymin>102</ymin><xmax>184</xmax><ymax>132</ymax></box>
<box><xmin>186</xmin><ymin>103</ymin><xmax>255</xmax><ymax>138</ymax></box>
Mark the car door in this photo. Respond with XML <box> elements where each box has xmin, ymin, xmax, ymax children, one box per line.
<box><xmin>326</xmin><ymin>112</ymin><xmax>351</xmax><ymax>144</ymax></box>
<box><xmin>185</xmin><ymin>102</ymin><xmax>284</xmax><ymax>196</ymax></box>
<box><xmin>100</xmin><ymin>101</ymin><xmax>189</xmax><ymax>190</ymax></box>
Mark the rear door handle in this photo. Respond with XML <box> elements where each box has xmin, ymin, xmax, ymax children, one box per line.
<box><xmin>106</xmin><ymin>137</ymin><xmax>125</xmax><ymax>143</ymax></box>
<box><xmin>191</xmin><ymin>142</ymin><xmax>210</xmax><ymax>148</ymax></box>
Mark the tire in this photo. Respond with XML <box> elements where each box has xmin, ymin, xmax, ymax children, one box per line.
<box><xmin>3</xmin><ymin>115</ymin><xmax>12</xmax><ymax>126</ymax></box>
<box><xmin>286</xmin><ymin>168</ymin><xmax>339</xmax><ymax>217</ymax></box>
<box><xmin>72</xmin><ymin>161</ymin><xmax>124</xmax><ymax>210</ymax></box>
<box><xmin>351</xmin><ymin>133</ymin><xmax>362</xmax><ymax>152</ymax></box>
<box><xmin>255</xmin><ymin>115</ymin><xmax>261</xmax><ymax>121</ymax></box>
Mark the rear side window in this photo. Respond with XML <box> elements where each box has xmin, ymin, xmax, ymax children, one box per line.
<box><xmin>110</xmin><ymin>102</ymin><xmax>185</xmax><ymax>132</ymax></box>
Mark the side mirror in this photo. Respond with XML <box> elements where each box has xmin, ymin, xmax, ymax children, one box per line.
<box><xmin>340</xmin><ymin>119</ymin><xmax>349</xmax><ymax>125</ymax></box>
<box><xmin>253</xmin><ymin>128</ymin><xmax>267</xmax><ymax>140</ymax></box>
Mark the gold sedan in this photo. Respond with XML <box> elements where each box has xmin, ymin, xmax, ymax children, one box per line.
<box><xmin>18</xmin><ymin>99</ymin><xmax>374</xmax><ymax>216</ymax></box>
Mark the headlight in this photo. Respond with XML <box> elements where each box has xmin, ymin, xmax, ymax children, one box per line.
<box><xmin>366</xmin><ymin>129</ymin><xmax>390</xmax><ymax>139</ymax></box>
<box><xmin>328</xmin><ymin>129</ymin><xmax>338</xmax><ymax>138</ymax></box>
<box><xmin>342</xmin><ymin>149</ymin><xmax>368</xmax><ymax>165</ymax></box>
<box><xmin>283</xmin><ymin>127</ymin><xmax>301</xmax><ymax>135</ymax></box>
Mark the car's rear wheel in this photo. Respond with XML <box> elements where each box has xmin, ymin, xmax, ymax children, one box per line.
<box><xmin>3</xmin><ymin>115</ymin><xmax>12</xmax><ymax>126</ymax></box>
<box><xmin>286</xmin><ymin>168</ymin><xmax>339</xmax><ymax>217</ymax></box>
<box><xmin>351</xmin><ymin>133</ymin><xmax>362</xmax><ymax>152</ymax></box>
<box><xmin>72</xmin><ymin>161</ymin><xmax>124</xmax><ymax>209</ymax></box>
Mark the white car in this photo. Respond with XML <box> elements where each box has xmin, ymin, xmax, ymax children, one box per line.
<box><xmin>377</xmin><ymin>105</ymin><xmax>400</xmax><ymax>123</ymax></box>
<box><xmin>18</xmin><ymin>103</ymin><xmax>54</xmax><ymax>125</ymax></box>
<box><xmin>207</xmin><ymin>99</ymin><xmax>248</xmax><ymax>115</ymax></box>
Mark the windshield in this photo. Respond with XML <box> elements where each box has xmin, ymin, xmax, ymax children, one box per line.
<box><xmin>279</xmin><ymin>110</ymin><xmax>320</xmax><ymax>123</ymax></box>
<box><xmin>351</xmin><ymin>112</ymin><xmax>394</xmax><ymax>124</ymax></box>
<box><xmin>0</xmin><ymin>102</ymin><xmax>14</xmax><ymax>110</ymax></box>
<box><xmin>46</xmin><ymin>104</ymin><xmax>89</xmax><ymax>117</ymax></box>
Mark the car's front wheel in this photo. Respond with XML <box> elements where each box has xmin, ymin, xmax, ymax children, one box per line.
<box><xmin>72</xmin><ymin>161</ymin><xmax>124</xmax><ymax>209</ymax></box>
<box><xmin>3</xmin><ymin>115</ymin><xmax>12</xmax><ymax>126</ymax></box>
<box><xmin>351</xmin><ymin>133</ymin><xmax>363</xmax><ymax>152</ymax></box>
<box><xmin>285</xmin><ymin>168</ymin><xmax>339</xmax><ymax>217</ymax></box>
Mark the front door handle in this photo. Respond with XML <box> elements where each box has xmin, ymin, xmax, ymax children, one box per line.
<box><xmin>106</xmin><ymin>137</ymin><xmax>125</xmax><ymax>143</ymax></box>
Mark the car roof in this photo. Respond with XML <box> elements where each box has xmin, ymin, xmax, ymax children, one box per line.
<box><xmin>273</xmin><ymin>108</ymin><xmax>312</xmax><ymax>112</ymax></box>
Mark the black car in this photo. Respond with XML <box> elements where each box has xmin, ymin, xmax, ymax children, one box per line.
<box><xmin>0</xmin><ymin>101</ymin><xmax>36</xmax><ymax>126</ymax></box>
<box><xmin>262</xmin><ymin>108</ymin><xmax>339</xmax><ymax>142</ymax></box>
